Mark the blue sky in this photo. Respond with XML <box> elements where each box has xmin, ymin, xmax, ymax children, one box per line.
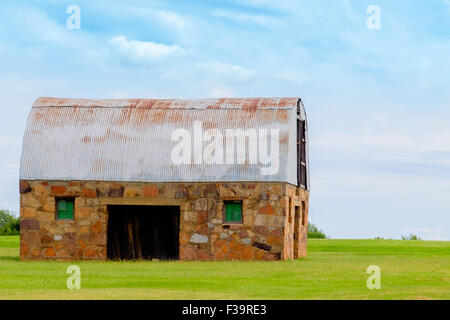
<box><xmin>0</xmin><ymin>0</ymin><xmax>449</xmax><ymax>240</ymax></box>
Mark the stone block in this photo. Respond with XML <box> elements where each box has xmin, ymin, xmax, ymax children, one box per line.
<box><xmin>244</xmin><ymin>215</ymin><xmax>255</xmax><ymax>226</ymax></box>
<box><xmin>96</xmin><ymin>185</ymin><xmax>108</xmax><ymax>197</ymax></box>
<box><xmin>51</xmin><ymin>185</ymin><xmax>67</xmax><ymax>196</ymax></box>
<box><xmin>255</xmin><ymin>214</ymin><xmax>266</xmax><ymax>226</ymax></box>
<box><xmin>142</xmin><ymin>185</ymin><xmax>158</xmax><ymax>197</ymax></box>
<box><xmin>81</xmin><ymin>188</ymin><xmax>96</xmax><ymax>198</ymax></box>
<box><xmin>20</xmin><ymin>242</ymin><xmax>29</xmax><ymax>256</ymax></box>
<box><xmin>197</xmin><ymin>210</ymin><xmax>208</xmax><ymax>224</ymax></box>
<box><xmin>264</xmin><ymin>252</ymin><xmax>281</xmax><ymax>261</ymax></box>
<box><xmin>125</xmin><ymin>188</ymin><xmax>141</xmax><ymax>197</ymax></box>
<box><xmin>258</xmin><ymin>203</ymin><xmax>274</xmax><ymax>215</ymax></box>
<box><xmin>252</xmin><ymin>241</ymin><xmax>271</xmax><ymax>252</ymax></box>
<box><xmin>21</xmin><ymin>207</ymin><xmax>36</xmax><ymax>218</ymax></box>
<box><xmin>21</xmin><ymin>193</ymin><xmax>41</xmax><ymax>208</ymax></box>
<box><xmin>197</xmin><ymin>249</ymin><xmax>210</xmax><ymax>261</ymax></box>
<box><xmin>90</xmin><ymin>232</ymin><xmax>106</xmax><ymax>245</ymax></box>
<box><xmin>42</xmin><ymin>197</ymin><xmax>55</xmax><ymax>213</ymax></box>
<box><xmin>56</xmin><ymin>249</ymin><xmax>69</xmax><ymax>258</ymax></box>
<box><xmin>180</xmin><ymin>246</ymin><xmax>197</xmax><ymax>260</ymax></box>
<box><xmin>219</xmin><ymin>232</ymin><xmax>228</xmax><ymax>239</ymax></box>
<box><xmin>39</xmin><ymin>211</ymin><xmax>55</xmax><ymax>222</ymax></box>
<box><xmin>30</xmin><ymin>248</ymin><xmax>40</xmax><ymax>257</ymax></box>
<box><xmin>78</xmin><ymin>238</ymin><xmax>87</xmax><ymax>249</ymax></box>
<box><xmin>90</xmin><ymin>220</ymin><xmax>102</xmax><ymax>233</ymax></box>
<box><xmin>190</xmin><ymin>233</ymin><xmax>208</xmax><ymax>243</ymax></box>
<box><xmin>187</xmin><ymin>185</ymin><xmax>203</xmax><ymax>198</ymax></box>
<box><xmin>44</xmin><ymin>248</ymin><xmax>56</xmax><ymax>257</ymax></box>
<box><xmin>193</xmin><ymin>198</ymin><xmax>207</xmax><ymax>211</ymax></box>
<box><xmin>108</xmin><ymin>185</ymin><xmax>124</xmax><ymax>197</ymax></box>
<box><xmin>22</xmin><ymin>231</ymin><xmax>40</xmax><ymax>247</ymax></box>
<box><xmin>19</xmin><ymin>181</ymin><xmax>32</xmax><ymax>194</ymax></box>
<box><xmin>66</xmin><ymin>186</ymin><xmax>81</xmax><ymax>197</ymax></box>
<box><xmin>204</xmin><ymin>184</ymin><xmax>218</xmax><ymax>197</ymax></box>
<box><xmin>21</xmin><ymin>219</ymin><xmax>40</xmax><ymax>230</ymax></box>
<box><xmin>240</xmin><ymin>246</ymin><xmax>254</xmax><ymax>260</ymax></box>
<box><xmin>76</xmin><ymin>207</ymin><xmax>93</xmax><ymax>219</ymax></box>
<box><xmin>184</xmin><ymin>211</ymin><xmax>197</xmax><ymax>222</ymax></box>
<box><xmin>33</xmin><ymin>184</ymin><xmax>49</xmax><ymax>198</ymax></box>
<box><xmin>218</xmin><ymin>185</ymin><xmax>236</xmax><ymax>197</ymax></box>
<box><xmin>175</xmin><ymin>188</ymin><xmax>188</xmax><ymax>199</ymax></box>
<box><xmin>84</xmin><ymin>247</ymin><xmax>96</xmax><ymax>258</ymax></box>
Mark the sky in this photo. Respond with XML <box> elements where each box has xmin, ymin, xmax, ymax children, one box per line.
<box><xmin>0</xmin><ymin>0</ymin><xmax>449</xmax><ymax>240</ymax></box>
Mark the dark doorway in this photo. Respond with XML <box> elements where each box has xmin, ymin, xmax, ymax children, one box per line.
<box><xmin>294</xmin><ymin>205</ymin><xmax>301</xmax><ymax>258</ymax></box>
<box><xmin>107</xmin><ymin>205</ymin><xmax>180</xmax><ymax>260</ymax></box>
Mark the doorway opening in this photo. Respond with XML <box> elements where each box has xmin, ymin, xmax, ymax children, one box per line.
<box><xmin>293</xmin><ymin>205</ymin><xmax>301</xmax><ymax>258</ymax></box>
<box><xmin>107</xmin><ymin>205</ymin><xmax>180</xmax><ymax>260</ymax></box>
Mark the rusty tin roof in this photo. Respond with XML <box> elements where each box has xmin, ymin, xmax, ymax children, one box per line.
<box><xmin>20</xmin><ymin>97</ymin><xmax>307</xmax><ymax>184</ymax></box>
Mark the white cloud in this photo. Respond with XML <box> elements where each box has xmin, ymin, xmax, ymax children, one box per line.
<box><xmin>109</xmin><ymin>36</ymin><xmax>184</xmax><ymax>65</ymax></box>
<box><xmin>105</xmin><ymin>4</ymin><xmax>192</xmax><ymax>30</ymax></box>
<box><xmin>421</xmin><ymin>132</ymin><xmax>450</xmax><ymax>153</ymax></box>
<box><xmin>196</xmin><ymin>61</ymin><xmax>254</xmax><ymax>82</ymax></box>
<box><xmin>314</xmin><ymin>132</ymin><xmax>415</xmax><ymax>151</ymax></box>
<box><xmin>17</xmin><ymin>7</ymin><xmax>68</xmax><ymax>44</ymax></box>
<box><xmin>313</xmin><ymin>129</ymin><xmax>450</xmax><ymax>159</ymax></box>
<box><xmin>210</xmin><ymin>9</ymin><xmax>279</xmax><ymax>26</ymax></box>
<box><xmin>6</xmin><ymin>5</ymin><xmax>97</xmax><ymax>49</ymax></box>
<box><xmin>274</xmin><ymin>70</ymin><xmax>308</xmax><ymax>86</ymax></box>
<box><xmin>369</xmin><ymin>113</ymin><xmax>388</xmax><ymax>126</ymax></box>
<box><xmin>208</xmin><ymin>86</ymin><xmax>236</xmax><ymax>98</ymax></box>
<box><xmin>312</xmin><ymin>170</ymin><xmax>450</xmax><ymax>207</ymax></box>
<box><xmin>157</xmin><ymin>10</ymin><xmax>188</xmax><ymax>29</ymax></box>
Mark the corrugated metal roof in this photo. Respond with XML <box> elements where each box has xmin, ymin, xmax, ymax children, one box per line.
<box><xmin>33</xmin><ymin>97</ymin><xmax>299</xmax><ymax>110</ymax></box>
<box><xmin>20</xmin><ymin>97</ymin><xmax>307</xmax><ymax>184</ymax></box>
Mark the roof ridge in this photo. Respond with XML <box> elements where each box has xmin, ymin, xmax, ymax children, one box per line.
<box><xmin>33</xmin><ymin>97</ymin><xmax>300</xmax><ymax>109</ymax></box>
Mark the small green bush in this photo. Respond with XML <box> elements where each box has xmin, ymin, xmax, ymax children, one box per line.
<box><xmin>401</xmin><ymin>234</ymin><xmax>422</xmax><ymax>241</ymax></box>
<box><xmin>0</xmin><ymin>209</ymin><xmax>20</xmax><ymax>235</ymax></box>
<box><xmin>308</xmin><ymin>223</ymin><xmax>327</xmax><ymax>239</ymax></box>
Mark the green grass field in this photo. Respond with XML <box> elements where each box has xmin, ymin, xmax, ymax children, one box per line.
<box><xmin>0</xmin><ymin>236</ymin><xmax>448</xmax><ymax>300</ymax></box>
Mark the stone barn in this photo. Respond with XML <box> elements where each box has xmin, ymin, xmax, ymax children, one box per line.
<box><xmin>19</xmin><ymin>97</ymin><xmax>309</xmax><ymax>261</ymax></box>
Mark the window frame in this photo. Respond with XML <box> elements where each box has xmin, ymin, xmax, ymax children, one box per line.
<box><xmin>222</xmin><ymin>200</ymin><xmax>244</xmax><ymax>225</ymax></box>
<box><xmin>55</xmin><ymin>197</ymin><xmax>75</xmax><ymax>221</ymax></box>
<box><xmin>297</xmin><ymin>114</ymin><xmax>308</xmax><ymax>189</ymax></box>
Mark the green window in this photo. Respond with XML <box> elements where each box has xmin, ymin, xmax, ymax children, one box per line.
<box><xmin>224</xmin><ymin>201</ymin><xmax>243</xmax><ymax>224</ymax></box>
<box><xmin>56</xmin><ymin>199</ymin><xmax>74</xmax><ymax>220</ymax></box>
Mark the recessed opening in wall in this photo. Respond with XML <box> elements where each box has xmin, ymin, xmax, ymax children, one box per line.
<box><xmin>294</xmin><ymin>206</ymin><xmax>300</xmax><ymax>240</ymax></box>
<box><xmin>55</xmin><ymin>198</ymin><xmax>75</xmax><ymax>220</ymax></box>
<box><xmin>289</xmin><ymin>198</ymin><xmax>293</xmax><ymax>220</ymax></box>
<box><xmin>223</xmin><ymin>200</ymin><xmax>243</xmax><ymax>224</ymax></box>
<box><xmin>301</xmin><ymin>201</ymin><xmax>306</xmax><ymax>226</ymax></box>
<box><xmin>107</xmin><ymin>205</ymin><xmax>180</xmax><ymax>261</ymax></box>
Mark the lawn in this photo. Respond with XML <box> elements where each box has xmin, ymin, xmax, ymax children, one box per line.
<box><xmin>0</xmin><ymin>236</ymin><xmax>448</xmax><ymax>300</ymax></box>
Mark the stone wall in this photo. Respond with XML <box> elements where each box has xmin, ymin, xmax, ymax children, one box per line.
<box><xmin>19</xmin><ymin>180</ymin><xmax>309</xmax><ymax>261</ymax></box>
<box><xmin>284</xmin><ymin>184</ymin><xmax>309</xmax><ymax>259</ymax></box>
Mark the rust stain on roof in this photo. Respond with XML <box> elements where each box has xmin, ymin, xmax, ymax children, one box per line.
<box><xmin>33</xmin><ymin>97</ymin><xmax>300</xmax><ymax>110</ymax></box>
<box><xmin>21</xmin><ymin>96</ymin><xmax>306</xmax><ymax>184</ymax></box>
